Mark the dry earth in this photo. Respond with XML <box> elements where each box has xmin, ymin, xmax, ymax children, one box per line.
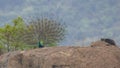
<box><xmin>0</xmin><ymin>41</ymin><xmax>120</xmax><ymax>68</ymax></box>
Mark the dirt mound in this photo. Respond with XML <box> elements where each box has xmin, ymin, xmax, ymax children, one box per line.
<box><xmin>0</xmin><ymin>44</ymin><xmax>120</xmax><ymax>68</ymax></box>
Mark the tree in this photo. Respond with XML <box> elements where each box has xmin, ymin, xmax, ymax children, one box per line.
<box><xmin>0</xmin><ymin>17</ymin><xmax>27</xmax><ymax>51</ymax></box>
<box><xmin>10</xmin><ymin>17</ymin><xmax>26</xmax><ymax>50</ymax></box>
<box><xmin>0</xmin><ymin>24</ymin><xmax>13</xmax><ymax>51</ymax></box>
<box><xmin>24</xmin><ymin>18</ymin><xmax>66</xmax><ymax>47</ymax></box>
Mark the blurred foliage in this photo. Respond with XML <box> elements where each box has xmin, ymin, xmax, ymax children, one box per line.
<box><xmin>0</xmin><ymin>17</ymin><xmax>26</xmax><ymax>52</ymax></box>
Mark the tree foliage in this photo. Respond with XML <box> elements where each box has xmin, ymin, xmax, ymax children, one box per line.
<box><xmin>0</xmin><ymin>17</ymin><xmax>26</xmax><ymax>51</ymax></box>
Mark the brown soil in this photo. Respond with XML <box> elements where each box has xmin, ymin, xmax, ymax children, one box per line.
<box><xmin>0</xmin><ymin>41</ymin><xmax>120</xmax><ymax>68</ymax></box>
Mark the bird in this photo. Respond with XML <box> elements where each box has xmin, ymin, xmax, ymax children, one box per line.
<box><xmin>38</xmin><ymin>40</ymin><xmax>44</xmax><ymax>48</ymax></box>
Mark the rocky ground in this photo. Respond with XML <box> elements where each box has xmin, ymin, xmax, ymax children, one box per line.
<box><xmin>0</xmin><ymin>40</ymin><xmax>120</xmax><ymax>68</ymax></box>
